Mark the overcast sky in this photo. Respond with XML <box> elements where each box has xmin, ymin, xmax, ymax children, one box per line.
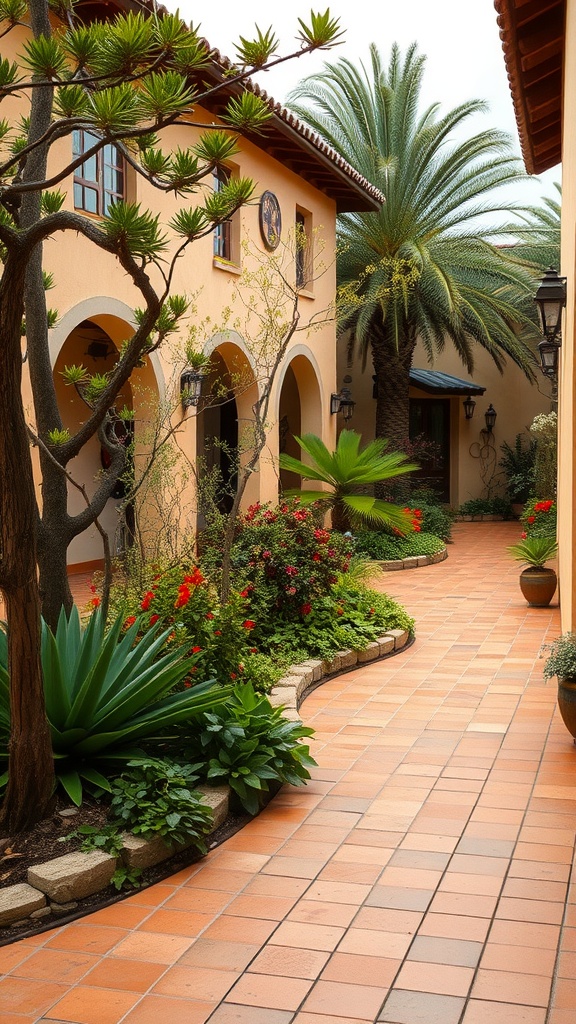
<box><xmin>176</xmin><ymin>0</ymin><xmax>560</xmax><ymax>206</ymax></box>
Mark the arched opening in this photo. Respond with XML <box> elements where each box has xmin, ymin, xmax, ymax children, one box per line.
<box><xmin>53</xmin><ymin>315</ymin><xmax>159</xmax><ymax>568</ymax></box>
<box><xmin>196</xmin><ymin>339</ymin><xmax>259</xmax><ymax>519</ymax></box>
<box><xmin>278</xmin><ymin>353</ymin><xmax>323</xmax><ymax>495</ymax></box>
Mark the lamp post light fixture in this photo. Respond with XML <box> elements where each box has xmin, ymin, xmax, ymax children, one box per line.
<box><xmin>330</xmin><ymin>385</ymin><xmax>356</xmax><ymax>422</ymax></box>
<box><xmin>180</xmin><ymin>368</ymin><xmax>205</xmax><ymax>409</ymax></box>
<box><xmin>463</xmin><ymin>395</ymin><xmax>476</xmax><ymax>420</ymax></box>
<box><xmin>484</xmin><ymin>403</ymin><xmax>497</xmax><ymax>434</ymax></box>
<box><xmin>534</xmin><ymin>267</ymin><xmax>567</xmax><ymax>383</ymax></box>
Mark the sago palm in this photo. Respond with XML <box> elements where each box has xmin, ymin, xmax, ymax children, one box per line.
<box><xmin>288</xmin><ymin>44</ymin><xmax>540</xmax><ymax>454</ymax></box>
<box><xmin>279</xmin><ymin>429</ymin><xmax>416</xmax><ymax>532</ymax></box>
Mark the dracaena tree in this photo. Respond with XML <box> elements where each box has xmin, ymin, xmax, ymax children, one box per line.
<box><xmin>0</xmin><ymin>0</ymin><xmax>342</xmax><ymax>831</ymax></box>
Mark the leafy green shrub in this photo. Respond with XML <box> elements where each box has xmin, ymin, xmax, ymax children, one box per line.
<box><xmin>499</xmin><ymin>433</ymin><xmax>537</xmax><ymax>503</ymax></box>
<box><xmin>266</xmin><ymin>582</ymin><xmax>414</xmax><ymax>661</ymax></box>
<box><xmin>355</xmin><ymin>531</ymin><xmax>444</xmax><ymax>561</ymax></box>
<box><xmin>542</xmin><ymin>633</ymin><xmax>576</xmax><ymax>681</ymax></box>
<box><xmin>109</xmin><ymin>758</ymin><xmax>213</xmax><ymax>849</ymax></box>
<box><xmin>0</xmin><ymin>607</ymin><xmax>231</xmax><ymax>804</ymax></box>
<box><xmin>508</xmin><ymin>535</ymin><xmax>558</xmax><ymax>568</ymax></box>
<box><xmin>521</xmin><ymin>498</ymin><xmax>557</xmax><ymax>538</ymax></box>
<box><xmin>414</xmin><ymin>501</ymin><xmax>454</xmax><ymax>541</ymax></box>
<box><xmin>183</xmin><ymin>682</ymin><xmax>317</xmax><ymax>815</ymax></box>
<box><xmin>458</xmin><ymin>496</ymin><xmax>512</xmax><ymax>517</ymax></box>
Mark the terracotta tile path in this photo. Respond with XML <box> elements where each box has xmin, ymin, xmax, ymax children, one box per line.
<box><xmin>3</xmin><ymin>522</ymin><xmax>576</xmax><ymax>1024</ymax></box>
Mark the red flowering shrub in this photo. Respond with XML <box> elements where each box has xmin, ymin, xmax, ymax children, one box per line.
<box><xmin>226</xmin><ymin>499</ymin><xmax>352</xmax><ymax>636</ymax></box>
<box><xmin>115</xmin><ymin>564</ymin><xmax>252</xmax><ymax>685</ymax></box>
<box><xmin>521</xmin><ymin>498</ymin><xmax>557</xmax><ymax>539</ymax></box>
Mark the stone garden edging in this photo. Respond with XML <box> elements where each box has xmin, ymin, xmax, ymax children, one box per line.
<box><xmin>0</xmin><ymin>627</ymin><xmax>413</xmax><ymax>933</ymax></box>
<box><xmin>372</xmin><ymin>545</ymin><xmax>447</xmax><ymax>572</ymax></box>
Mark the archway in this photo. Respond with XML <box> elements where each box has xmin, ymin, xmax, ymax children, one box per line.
<box><xmin>52</xmin><ymin>314</ymin><xmax>160</xmax><ymax>568</ymax></box>
<box><xmin>196</xmin><ymin>338</ymin><xmax>259</xmax><ymax>518</ymax></box>
<box><xmin>278</xmin><ymin>352</ymin><xmax>323</xmax><ymax>495</ymax></box>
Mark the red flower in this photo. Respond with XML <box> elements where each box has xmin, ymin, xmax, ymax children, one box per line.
<box><xmin>521</xmin><ymin>531</ymin><xmax>527</xmax><ymax>539</ymax></box>
<box><xmin>214</xmin><ymin>629</ymin><xmax>221</xmax><ymax>635</ymax></box>
<box><xmin>149</xmin><ymin>614</ymin><xmax>160</xmax><ymax>626</ymax></box>
<box><xmin>300</xmin><ymin>603</ymin><xmax>312</xmax><ymax>615</ymax></box>
<box><xmin>336</xmin><ymin>607</ymin><xmax>343</xmax><ymax>616</ymax></box>
<box><xmin>183</xmin><ymin>681</ymin><xmax>192</xmax><ymax>688</ymax></box>
<box><xmin>205</xmin><ymin>611</ymin><xmax>214</xmax><ymax>620</ymax></box>
<box><xmin>250</xmin><ymin>647</ymin><xmax>258</xmax><ymax>654</ymax></box>
<box><xmin>312</xmin><ymin>552</ymin><xmax>321</xmax><ymax>561</ymax></box>
<box><xmin>230</xmin><ymin>672</ymin><xmax>237</xmax><ymax>680</ymax></box>
<box><xmin>285</xmin><ymin>565</ymin><xmax>298</xmax><ymax>576</ymax></box>
<box><xmin>89</xmin><ymin>583</ymin><xmax>97</xmax><ymax>594</ymax></box>
<box><xmin>240</xmin><ymin>588</ymin><xmax>250</xmax><ymax>598</ymax></box>
<box><xmin>91</xmin><ymin>596</ymin><xmax>100</xmax><ymax>608</ymax></box>
<box><xmin>262</xmin><ymin>550</ymin><xmax>271</xmax><ymax>560</ymax></box>
<box><xmin>293</xmin><ymin>509</ymin><xmax>308</xmax><ymax>521</ymax></box>
<box><xmin>141</xmin><ymin>591</ymin><xmax>154</xmax><ymax>611</ymax></box>
<box><xmin>242</xmin><ymin>620</ymin><xmax>256</xmax><ymax>630</ymax></box>
<box><xmin>286</xmin><ymin>586</ymin><xmax>297</xmax><ymax>595</ymax></box>
<box><xmin>527</xmin><ymin>515</ymin><xmax>535</xmax><ymax>524</ymax></box>
<box><xmin>124</xmin><ymin>615</ymin><xmax>136</xmax><ymax>628</ymax></box>
<box><xmin>192</xmin><ymin>646</ymin><xmax>202</xmax><ymax>654</ymax></box>
<box><xmin>184</xmin><ymin>568</ymin><xmax>204</xmax><ymax>586</ymax></box>
<box><xmin>174</xmin><ymin>584</ymin><xmax>191</xmax><ymax>608</ymax></box>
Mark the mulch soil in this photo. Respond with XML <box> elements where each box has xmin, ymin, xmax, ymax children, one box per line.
<box><xmin>0</xmin><ymin>797</ymin><xmax>248</xmax><ymax>945</ymax></box>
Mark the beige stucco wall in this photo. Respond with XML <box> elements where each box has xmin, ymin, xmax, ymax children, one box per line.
<box><xmin>11</xmin><ymin>22</ymin><xmax>340</xmax><ymax>567</ymax></box>
<box><xmin>340</xmin><ymin>337</ymin><xmax>549</xmax><ymax>507</ymax></box>
<box><xmin>558</xmin><ymin>0</ymin><xmax>576</xmax><ymax>630</ymax></box>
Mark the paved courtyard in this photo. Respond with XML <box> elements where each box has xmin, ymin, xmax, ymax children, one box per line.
<box><xmin>1</xmin><ymin>522</ymin><xmax>575</xmax><ymax>1024</ymax></box>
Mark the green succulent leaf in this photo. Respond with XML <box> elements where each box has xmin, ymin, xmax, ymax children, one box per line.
<box><xmin>221</xmin><ymin>92</ymin><xmax>271</xmax><ymax>134</ymax></box>
<box><xmin>104</xmin><ymin>201</ymin><xmax>168</xmax><ymax>259</ymax></box>
<box><xmin>169</xmin><ymin>206</ymin><xmax>208</xmax><ymax>239</ymax></box>
<box><xmin>194</xmin><ymin>129</ymin><xmax>240</xmax><ymax>167</ymax></box>
<box><xmin>297</xmin><ymin>9</ymin><xmax>345</xmax><ymax>49</ymax></box>
<box><xmin>138</xmin><ymin>71</ymin><xmax>196</xmax><ymax>121</ymax></box>
<box><xmin>53</xmin><ymin>84</ymin><xmax>89</xmax><ymax>119</ymax></box>
<box><xmin>20</xmin><ymin>35</ymin><xmax>70</xmax><ymax>80</ymax></box>
<box><xmin>235</xmin><ymin>25</ymin><xmax>279</xmax><ymax>68</ymax></box>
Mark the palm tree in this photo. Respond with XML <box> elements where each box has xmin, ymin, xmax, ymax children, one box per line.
<box><xmin>288</xmin><ymin>44</ymin><xmax>539</xmax><ymax>454</ymax></box>
<box><xmin>510</xmin><ymin>185</ymin><xmax>561</xmax><ymax>273</ymax></box>
<box><xmin>278</xmin><ymin>429</ymin><xmax>417</xmax><ymax>532</ymax></box>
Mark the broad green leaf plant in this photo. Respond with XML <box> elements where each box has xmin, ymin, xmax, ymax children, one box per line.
<box><xmin>279</xmin><ymin>429</ymin><xmax>416</xmax><ymax>532</ymax></box>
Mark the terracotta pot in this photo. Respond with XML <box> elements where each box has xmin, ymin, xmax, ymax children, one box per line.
<box><xmin>519</xmin><ymin>566</ymin><xmax>557</xmax><ymax>607</ymax></box>
<box><xmin>557</xmin><ymin>677</ymin><xmax>576</xmax><ymax>740</ymax></box>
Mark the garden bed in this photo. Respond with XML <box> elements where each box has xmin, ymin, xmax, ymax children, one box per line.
<box><xmin>0</xmin><ymin>625</ymin><xmax>411</xmax><ymax>944</ymax></box>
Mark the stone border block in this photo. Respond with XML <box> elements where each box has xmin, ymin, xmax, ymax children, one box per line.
<box><xmin>28</xmin><ymin>850</ymin><xmax>116</xmax><ymax>902</ymax></box>
<box><xmin>386</xmin><ymin>628</ymin><xmax>410</xmax><ymax>650</ymax></box>
<box><xmin>0</xmin><ymin>883</ymin><xmax>46</xmax><ymax>925</ymax></box>
<box><xmin>377</xmin><ymin>636</ymin><xmax>395</xmax><ymax>656</ymax></box>
<box><xmin>337</xmin><ymin>650</ymin><xmax>358</xmax><ymax>670</ymax></box>
<box><xmin>357</xmin><ymin>641</ymin><xmax>381</xmax><ymax>663</ymax></box>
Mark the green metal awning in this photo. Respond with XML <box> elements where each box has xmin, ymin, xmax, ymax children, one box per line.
<box><xmin>409</xmin><ymin>369</ymin><xmax>486</xmax><ymax>396</ymax></box>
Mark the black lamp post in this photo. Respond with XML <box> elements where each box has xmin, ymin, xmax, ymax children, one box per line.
<box><xmin>180</xmin><ymin>368</ymin><xmax>205</xmax><ymax>409</ymax></box>
<box><xmin>534</xmin><ymin>268</ymin><xmax>567</xmax><ymax>389</ymax></box>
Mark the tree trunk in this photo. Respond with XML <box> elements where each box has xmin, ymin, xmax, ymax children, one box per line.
<box><xmin>371</xmin><ymin>325</ymin><xmax>415</xmax><ymax>501</ymax></box>
<box><xmin>37</xmin><ymin>524</ymin><xmax>73</xmax><ymax>631</ymax></box>
<box><xmin>0</xmin><ymin>253</ymin><xmax>55</xmax><ymax>831</ymax></box>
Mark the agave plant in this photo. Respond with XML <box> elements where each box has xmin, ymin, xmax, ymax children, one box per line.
<box><xmin>279</xmin><ymin>429</ymin><xmax>416</xmax><ymax>532</ymax></box>
<box><xmin>0</xmin><ymin>607</ymin><xmax>231</xmax><ymax>804</ymax></box>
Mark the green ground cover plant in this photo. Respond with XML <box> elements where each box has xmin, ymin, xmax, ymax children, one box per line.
<box><xmin>355</xmin><ymin>531</ymin><xmax>444</xmax><ymax>561</ymax></box>
<box><xmin>458</xmin><ymin>496</ymin><xmax>513</xmax><ymax>517</ymax></box>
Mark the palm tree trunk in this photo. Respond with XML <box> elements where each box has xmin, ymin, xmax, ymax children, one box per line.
<box><xmin>371</xmin><ymin>325</ymin><xmax>416</xmax><ymax>500</ymax></box>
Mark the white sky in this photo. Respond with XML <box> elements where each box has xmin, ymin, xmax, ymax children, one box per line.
<box><xmin>175</xmin><ymin>0</ymin><xmax>560</xmax><ymax>206</ymax></box>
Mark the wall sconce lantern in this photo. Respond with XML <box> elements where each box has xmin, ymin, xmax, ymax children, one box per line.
<box><xmin>330</xmin><ymin>386</ymin><xmax>355</xmax><ymax>422</ymax></box>
<box><xmin>534</xmin><ymin>268</ymin><xmax>567</xmax><ymax>382</ymax></box>
<box><xmin>463</xmin><ymin>395</ymin><xmax>476</xmax><ymax>420</ymax></box>
<box><xmin>180</xmin><ymin>368</ymin><xmax>205</xmax><ymax>408</ymax></box>
<box><xmin>484</xmin><ymin>403</ymin><xmax>497</xmax><ymax>434</ymax></box>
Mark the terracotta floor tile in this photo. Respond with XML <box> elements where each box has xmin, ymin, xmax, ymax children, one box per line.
<box><xmin>378</xmin><ymin>988</ymin><xmax>465</xmax><ymax>1024</ymax></box>
<box><xmin>162</xmin><ymin>888</ymin><xmax>233</xmax><ymax>914</ymax></box>
<box><xmin>480</xmin><ymin>943</ymin><xmax>557</xmax><ymax>976</ymax></box>
<box><xmin>81</xmin><ymin>957</ymin><xmax>165</xmax><ymax>991</ymax></box>
<box><xmin>0</xmin><ymin>977</ymin><xmax>67</xmax><ymax>1016</ymax></box>
<box><xmin>269</xmin><ymin>921</ymin><xmax>345</xmax><ymax>952</ymax></box>
<box><xmin>201</xmin><ymin>915</ymin><xmax>278</xmax><ymax>944</ymax></box>
<box><xmin>301</xmin><ymin>979</ymin><xmax>389</xmax><ymax>1019</ymax></box>
<box><xmin>394</xmin><ymin>959</ymin><xmax>474</xmax><ymax>996</ymax></box>
<box><xmin>179</xmin><ymin>939</ymin><xmax>259</xmax><ymax>972</ymax></box>
<box><xmin>225</xmin><ymin>972</ymin><xmax>313</xmax><ymax>1010</ymax></box>
<box><xmin>108</xmin><ymin>930</ymin><xmax>196</xmax><ymax>963</ymax></box>
<box><xmin>151</xmin><ymin>965</ymin><xmax>239</xmax><ymax>1002</ymax></box>
<box><xmin>43</xmin><ymin>985</ymin><xmax>141</xmax><ymax>1024</ymax></box>
<box><xmin>487</xmin><ymin>919</ymin><xmax>560</xmax><ymax>948</ymax></box>
<box><xmin>244</xmin><ymin>874</ymin><xmax>311</xmax><ymax>898</ymax></box>
<box><xmin>10</xmin><ymin>948</ymin><xmax>99</xmax><ymax>983</ymax></box>
<box><xmin>552</xmin><ymin>978</ymin><xmax>576</xmax><ymax>1009</ymax></box>
<box><xmin>472</xmin><ymin>968</ymin><xmax>552</xmax><ymax>1006</ymax></box>
<box><xmin>87</xmin><ymin>904</ymin><xmax>152</xmax><ymax>928</ymax></box>
<box><xmin>320</xmin><ymin>952</ymin><xmax>400</xmax><ymax>987</ymax></box>
<box><xmin>495</xmin><ymin>897</ymin><xmax>564</xmax><ymax>925</ymax></box>
<box><xmin>120</xmin><ymin>994</ymin><xmax>215</xmax><ymax>1024</ymax></box>
<box><xmin>248</xmin><ymin>944</ymin><xmax>330</xmax><ymax>979</ymax></box>
<box><xmin>407</xmin><ymin>934</ymin><xmax>483</xmax><ymax>967</ymax></box>
<box><xmin>338</xmin><ymin>928</ymin><xmax>414</xmax><ymax>960</ymax></box>
<box><xmin>461</xmin><ymin>1000</ymin><xmax>547</xmax><ymax>1024</ymax></box>
<box><xmin>44</xmin><ymin>924</ymin><xmax>128</xmax><ymax>955</ymax></box>
<box><xmin>222</xmin><ymin>893</ymin><xmax>298</xmax><ymax>920</ymax></box>
<box><xmin>287</xmin><ymin>899</ymin><xmax>358</xmax><ymax>927</ymax></box>
<box><xmin>207</xmin><ymin>1005</ymin><xmax>293</xmax><ymax>1023</ymax></box>
<box><xmin>292</xmin><ymin>1014</ymin><xmax>371</xmax><ymax>1024</ymax></box>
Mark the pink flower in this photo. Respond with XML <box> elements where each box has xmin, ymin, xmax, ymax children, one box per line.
<box><xmin>285</xmin><ymin>565</ymin><xmax>298</xmax><ymax>576</ymax></box>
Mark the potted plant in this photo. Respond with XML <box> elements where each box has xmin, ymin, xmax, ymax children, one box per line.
<box><xmin>508</xmin><ymin>535</ymin><xmax>558</xmax><ymax>607</ymax></box>
<box><xmin>542</xmin><ymin>633</ymin><xmax>576</xmax><ymax>741</ymax></box>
